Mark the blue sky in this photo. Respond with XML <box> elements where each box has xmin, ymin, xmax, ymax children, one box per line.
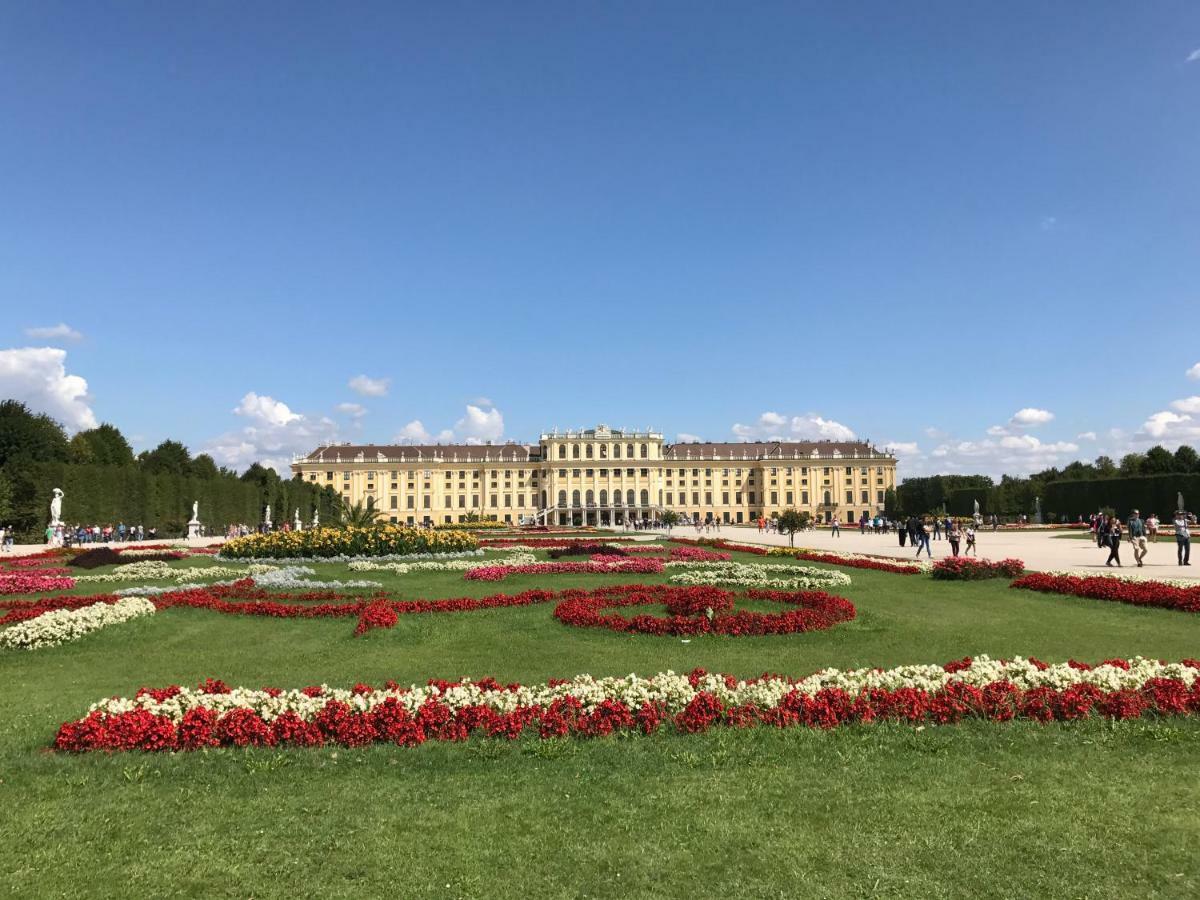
<box><xmin>2</xmin><ymin>2</ymin><xmax>1199</xmax><ymax>477</ymax></box>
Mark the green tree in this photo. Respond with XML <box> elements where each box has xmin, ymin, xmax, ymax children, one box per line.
<box><xmin>1118</xmin><ymin>453</ymin><xmax>1145</xmax><ymax>476</ymax></box>
<box><xmin>0</xmin><ymin>400</ymin><xmax>70</xmax><ymax>467</ymax></box>
<box><xmin>659</xmin><ymin>510</ymin><xmax>681</xmax><ymax>527</ymax></box>
<box><xmin>883</xmin><ymin>487</ymin><xmax>899</xmax><ymax>517</ymax></box>
<box><xmin>0</xmin><ymin>471</ymin><xmax>12</xmax><ymax>522</ymax></box>
<box><xmin>71</xmin><ymin>423</ymin><xmax>135</xmax><ymax>466</ymax></box>
<box><xmin>1093</xmin><ymin>456</ymin><xmax>1117</xmax><ymax>478</ymax></box>
<box><xmin>776</xmin><ymin>508</ymin><xmax>810</xmax><ymax>546</ymax></box>
<box><xmin>140</xmin><ymin>440</ymin><xmax>193</xmax><ymax>476</ymax></box>
<box><xmin>1174</xmin><ymin>445</ymin><xmax>1200</xmax><ymax>473</ymax></box>
<box><xmin>191</xmin><ymin>454</ymin><xmax>220</xmax><ymax>479</ymax></box>
<box><xmin>1142</xmin><ymin>445</ymin><xmax>1176</xmax><ymax>475</ymax></box>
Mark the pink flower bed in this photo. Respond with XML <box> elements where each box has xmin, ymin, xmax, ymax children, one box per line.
<box><xmin>463</xmin><ymin>559</ymin><xmax>665</xmax><ymax>582</ymax></box>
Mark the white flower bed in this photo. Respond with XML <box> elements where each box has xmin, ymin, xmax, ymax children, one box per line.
<box><xmin>667</xmin><ymin>562</ymin><xmax>852</xmax><ymax>590</ymax></box>
<box><xmin>1</xmin><ymin>598</ymin><xmax>156</xmax><ymax>650</ymax></box>
<box><xmin>76</xmin><ymin>561</ymin><xmax>272</xmax><ymax>584</ymax></box>
<box><xmin>82</xmin><ymin>656</ymin><xmax>1197</xmax><ymax>721</ymax></box>
<box><xmin>114</xmin><ymin>566</ymin><xmax>381</xmax><ymax>596</ymax></box>
<box><xmin>348</xmin><ymin>553</ymin><xmax>537</xmax><ymax>574</ymax></box>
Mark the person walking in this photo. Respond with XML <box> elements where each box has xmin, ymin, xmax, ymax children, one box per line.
<box><xmin>1175</xmin><ymin>510</ymin><xmax>1192</xmax><ymax>566</ymax></box>
<box><xmin>831</xmin><ymin>516</ymin><xmax>841</xmax><ymax>537</ymax></box>
<box><xmin>1146</xmin><ymin>513</ymin><xmax>1159</xmax><ymax>543</ymax></box>
<box><xmin>947</xmin><ymin>520</ymin><xmax>961</xmax><ymax>557</ymax></box>
<box><xmin>964</xmin><ymin>524</ymin><xmax>977</xmax><ymax>556</ymax></box>
<box><xmin>1105</xmin><ymin>515</ymin><xmax>1123</xmax><ymax>567</ymax></box>
<box><xmin>914</xmin><ymin>518</ymin><xmax>932</xmax><ymax>558</ymax></box>
<box><xmin>932</xmin><ymin>517</ymin><xmax>942</xmax><ymax>541</ymax></box>
<box><xmin>1127</xmin><ymin>509</ymin><xmax>1148</xmax><ymax>567</ymax></box>
<box><xmin>1097</xmin><ymin>515</ymin><xmax>1111</xmax><ymax>550</ymax></box>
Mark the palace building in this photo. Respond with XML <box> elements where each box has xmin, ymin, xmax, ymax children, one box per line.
<box><xmin>291</xmin><ymin>425</ymin><xmax>897</xmax><ymax>527</ymax></box>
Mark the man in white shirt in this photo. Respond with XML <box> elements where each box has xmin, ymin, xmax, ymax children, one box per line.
<box><xmin>1174</xmin><ymin>511</ymin><xmax>1191</xmax><ymax>566</ymax></box>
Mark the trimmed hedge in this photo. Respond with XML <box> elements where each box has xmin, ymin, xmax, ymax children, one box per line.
<box><xmin>3</xmin><ymin>461</ymin><xmax>342</xmax><ymax>541</ymax></box>
<box><xmin>1042</xmin><ymin>474</ymin><xmax>1200</xmax><ymax>521</ymax></box>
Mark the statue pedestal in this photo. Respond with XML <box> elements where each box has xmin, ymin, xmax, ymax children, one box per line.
<box><xmin>187</xmin><ymin>521</ymin><xmax>202</xmax><ymax>539</ymax></box>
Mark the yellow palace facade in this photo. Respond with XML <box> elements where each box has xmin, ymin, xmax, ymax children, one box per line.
<box><xmin>291</xmin><ymin>425</ymin><xmax>897</xmax><ymax>527</ymax></box>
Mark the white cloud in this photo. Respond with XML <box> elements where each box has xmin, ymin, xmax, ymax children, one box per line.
<box><xmin>985</xmin><ymin>425</ymin><xmax>1011</xmax><ymax>437</ymax></box>
<box><xmin>348</xmin><ymin>375</ymin><xmax>390</xmax><ymax>397</ymax></box>
<box><xmin>1170</xmin><ymin>396</ymin><xmax>1200</xmax><ymax>415</ymax></box>
<box><xmin>0</xmin><ymin>347</ymin><xmax>97</xmax><ymax>432</ymax></box>
<box><xmin>923</xmin><ymin>427</ymin><xmax>948</xmax><ymax>440</ymax></box>
<box><xmin>207</xmin><ymin>392</ymin><xmax>338</xmax><ymax>474</ymax></box>
<box><xmin>1186</xmin><ymin>362</ymin><xmax>1200</xmax><ymax>381</ymax></box>
<box><xmin>1040</xmin><ymin>216</ymin><xmax>1057</xmax><ymax>231</ymax></box>
<box><xmin>884</xmin><ymin>441</ymin><xmax>920</xmax><ymax>456</ymax></box>
<box><xmin>1077</xmin><ymin>431</ymin><xmax>1097</xmax><ymax>441</ymax></box>
<box><xmin>1140</xmin><ymin>410</ymin><xmax>1200</xmax><ymax>441</ymax></box>
<box><xmin>731</xmin><ymin>412</ymin><xmax>856</xmax><ymax>442</ymax></box>
<box><xmin>1009</xmin><ymin>408</ymin><xmax>1055</xmax><ymax>428</ymax></box>
<box><xmin>454</xmin><ymin>404</ymin><xmax>504</xmax><ymax>444</ymax></box>
<box><xmin>1187</xmin><ymin>48</ymin><xmax>1200</xmax><ymax>63</ymax></box>
<box><xmin>233</xmin><ymin>392</ymin><xmax>301</xmax><ymax>427</ymax></box>
<box><xmin>336</xmin><ymin>402</ymin><xmax>367</xmax><ymax>418</ymax></box>
<box><xmin>676</xmin><ymin>433</ymin><xmax>703</xmax><ymax>443</ymax></box>
<box><xmin>394</xmin><ymin>403</ymin><xmax>504</xmax><ymax>445</ymax></box>
<box><xmin>24</xmin><ymin>323</ymin><xmax>83</xmax><ymax>341</ymax></box>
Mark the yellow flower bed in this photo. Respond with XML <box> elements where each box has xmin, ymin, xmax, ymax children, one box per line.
<box><xmin>221</xmin><ymin>526</ymin><xmax>478</xmax><ymax>559</ymax></box>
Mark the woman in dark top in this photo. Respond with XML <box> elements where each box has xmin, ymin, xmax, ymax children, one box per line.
<box><xmin>1105</xmin><ymin>515</ymin><xmax>1123</xmax><ymax>567</ymax></box>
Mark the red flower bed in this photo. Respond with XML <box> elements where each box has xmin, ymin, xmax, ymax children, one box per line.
<box><xmin>1011</xmin><ymin>573</ymin><xmax>1200</xmax><ymax>614</ymax></box>
<box><xmin>931</xmin><ymin>557</ymin><xmax>1026</xmax><ymax>580</ymax></box>
<box><xmin>0</xmin><ymin>572</ymin><xmax>77</xmax><ymax>596</ymax></box>
<box><xmin>670</xmin><ymin>538</ymin><xmax>769</xmax><ymax>556</ymax></box>
<box><xmin>668</xmin><ymin>546</ymin><xmax>731</xmax><ymax>562</ymax></box>
<box><xmin>480</xmin><ymin>537</ymin><xmax>636</xmax><ymax>548</ymax></box>
<box><xmin>54</xmin><ymin>659</ymin><xmax>1200</xmax><ymax>753</ymax></box>
<box><xmin>553</xmin><ymin>583</ymin><xmax>856</xmax><ymax>636</ymax></box>
<box><xmin>463</xmin><ymin>559</ymin><xmax>664</xmax><ymax>582</ymax></box>
<box><xmin>546</xmin><ymin>544</ymin><xmax>628</xmax><ymax>558</ymax></box>
<box><xmin>0</xmin><ymin>593</ymin><xmax>124</xmax><ymax>626</ymax></box>
<box><xmin>784</xmin><ymin>549</ymin><xmax>923</xmax><ymax>575</ymax></box>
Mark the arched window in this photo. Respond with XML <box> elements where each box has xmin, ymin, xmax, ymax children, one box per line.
<box><xmin>640</xmin><ymin>443</ymin><xmax>648</xmax><ymax>458</ymax></box>
<box><xmin>599</xmin><ymin>489</ymin><xmax>608</xmax><ymax>506</ymax></box>
<box><xmin>558</xmin><ymin>445</ymin><xmax>566</xmax><ymax>459</ymax></box>
<box><xmin>626</xmin><ymin>443</ymin><xmax>634</xmax><ymax>458</ymax></box>
<box><xmin>823</xmin><ymin>490</ymin><xmax>831</xmax><ymax>505</ymax></box>
<box><xmin>572</xmin><ymin>444</ymin><xmax>580</xmax><ymax>459</ymax></box>
<box><xmin>558</xmin><ymin>490</ymin><xmax>567</xmax><ymax>507</ymax></box>
<box><xmin>572</xmin><ymin>490</ymin><xmax>581</xmax><ymax>507</ymax></box>
<box><xmin>640</xmin><ymin>489</ymin><xmax>649</xmax><ymax>506</ymax></box>
<box><xmin>541</xmin><ymin>490</ymin><xmax>548</xmax><ymax>508</ymax></box>
<box><xmin>585</xmin><ymin>489</ymin><xmax>594</xmax><ymax>507</ymax></box>
<box><xmin>599</xmin><ymin>444</ymin><xmax>607</xmax><ymax>458</ymax></box>
<box><xmin>614</xmin><ymin>444</ymin><xmax>622</xmax><ymax>459</ymax></box>
<box><xmin>585</xmin><ymin>444</ymin><xmax>593</xmax><ymax>459</ymax></box>
<box><xmin>613</xmin><ymin>492</ymin><xmax>622</xmax><ymax>506</ymax></box>
<box><xmin>626</xmin><ymin>489</ymin><xmax>636</xmax><ymax>506</ymax></box>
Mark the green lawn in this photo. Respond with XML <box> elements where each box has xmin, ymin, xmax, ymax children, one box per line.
<box><xmin>2</xmin><ymin>549</ymin><xmax>1199</xmax><ymax>899</ymax></box>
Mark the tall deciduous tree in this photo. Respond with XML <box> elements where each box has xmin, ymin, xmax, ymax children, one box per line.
<box><xmin>0</xmin><ymin>400</ymin><xmax>70</xmax><ymax>467</ymax></box>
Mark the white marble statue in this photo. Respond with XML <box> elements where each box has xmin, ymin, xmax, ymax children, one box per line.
<box><xmin>312</xmin><ymin>509</ymin><xmax>320</xmax><ymax>528</ymax></box>
<box><xmin>49</xmin><ymin>488</ymin><xmax>64</xmax><ymax>526</ymax></box>
<box><xmin>294</xmin><ymin>508</ymin><xmax>302</xmax><ymax>531</ymax></box>
<box><xmin>264</xmin><ymin>504</ymin><xmax>271</xmax><ymax>524</ymax></box>
<box><xmin>190</xmin><ymin>500</ymin><xmax>200</xmax><ymax>524</ymax></box>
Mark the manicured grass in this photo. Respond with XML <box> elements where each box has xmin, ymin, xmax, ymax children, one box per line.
<box><xmin>2</xmin><ymin>549</ymin><xmax>1199</xmax><ymax>899</ymax></box>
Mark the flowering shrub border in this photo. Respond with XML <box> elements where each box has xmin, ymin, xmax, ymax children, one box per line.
<box><xmin>1011</xmin><ymin>573</ymin><xmax>1200</xmax><ymax>614</ymax></box>
<box><xmin>54</xmin><ymin>656</ymin><xmax>1200</xmax><ymax>751</ymax></box>
<box><xmin>221</xmin><ymin>526</ymin><xmax>478</xmax><ymax>559</ymax></box>
<box><xmin>931</xmin><ymin>557</ymin><xmax>1026</xmax><ymax>580</ymax></box>
<box><xmin>1</xmin><ymin>597</ymin><xmax>156</xmax><ymax>650</ymax></box>
<box><xmin>553</xmin><ymin>583</ymin><xmax>856</xmax><ymax>636</ymax></box>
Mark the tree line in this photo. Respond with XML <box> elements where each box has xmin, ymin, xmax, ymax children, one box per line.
<box><xmin>0</xmin><ymin>400</ymin><xmax>342</xmax><ymax>540</ymax></box>
<box><xmin>892</xmin><ymin>444</ymin><xmax>1200</xmax><ymax>520</ymax></box>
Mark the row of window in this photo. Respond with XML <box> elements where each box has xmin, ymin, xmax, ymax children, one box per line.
<box><xmin>556</xmin><ymin>443</ymin><xmax>650</xmax><ymax>460</ymax></box>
